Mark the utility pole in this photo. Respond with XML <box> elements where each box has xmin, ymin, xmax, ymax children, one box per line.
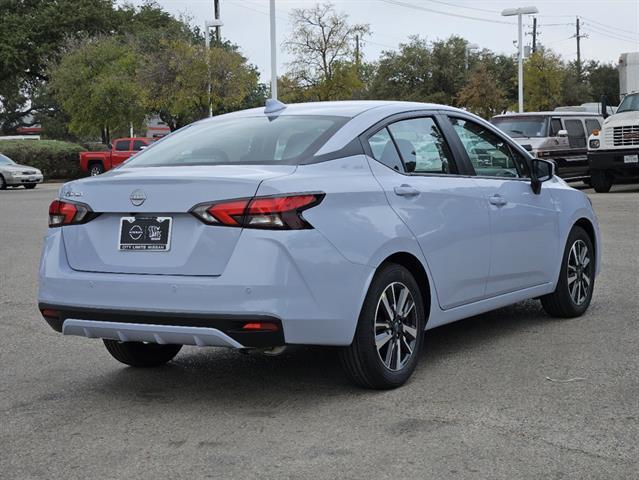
<box><xmin>214</xmin><ymin>0</ymin><xmax>221</xmax><ymax>42</ymax></box>
<box><xmin>532</xmin><ymin>17</ymin><xmax>537</xmax><ymax>53</ymax></box>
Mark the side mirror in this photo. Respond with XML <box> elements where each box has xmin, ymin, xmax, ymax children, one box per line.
<box><xmin>601</xmin><ymin>94</ymin><xmax>610</xmax><ymax>119</ymax></box>
<box><xmin>557</xmin><ymin>130</ymin><xmax>568</xmax><ymax>138</ymax></box>
<box><xmin>531</xmin><ymin>158</ymin><xmax>554</xmax><ymax>194</ymax></box>
<box><xmin>107</xmin><ymin>143</ymin><xmax>113</xmax><ymax>150</ymax></box>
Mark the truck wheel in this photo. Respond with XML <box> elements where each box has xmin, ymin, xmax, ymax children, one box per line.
<box><xmin>103</xmin><ymin>340</ymin><xmax>182</xmax><ymax>367</ymax></box>
<box><xmin>591</xmin><ymin>171</ymin><xmax>613</xmax><ymax>193</ymax></box>
<box><xmin>89</xmin><ymin>162</ymin><xmax>105</xmax><ymax>176</ymax></box>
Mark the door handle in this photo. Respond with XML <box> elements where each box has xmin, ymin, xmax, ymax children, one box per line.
<box><xmin>394</xmin><ymin>185</ymin><xmax>420</xmax><ymax>197</ymax></box>
<box><xmin>488</xmin><ymin>194</ymin><xmax>508</xmax><ymax>206</ymax></box>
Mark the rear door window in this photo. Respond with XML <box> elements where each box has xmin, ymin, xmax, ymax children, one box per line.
<box><xmin>115</xmin><ymin>140</ymin><xmax>131</xmax><ymax>151</ymax></box>
<box><xmin>367</xmin><ymin>128</ymin><xmax>404</xmax><ymax>172</ymax></box>
<box><xmin>564</xmin><ymin>119</ymin><xmax>586</xmax><ymax>148</ymax></box>
<box><xmin>387</xmin><ymin>118</ymin><xmax>456</xmax><ymax>174</ymax></box>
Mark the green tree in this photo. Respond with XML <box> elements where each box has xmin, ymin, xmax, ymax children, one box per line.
<box><xmin>561</xmin><ymin>61</ymin><xmax>591</xmax><ymax>106</ymax></box>
<box><xmin>457</xmin><ymin>63</ymin><xmax>506</xmax><ymax>119</ymax></box>
<box><xmin>49</xmin><ymin>37</ymin><xmax>145</xmax><ymax>143</ymax></box>
<box><xmin>585</xmin><ymin>61</ymin><xmax>620</xmax><ymax>105</ymax></box>
<box><xmin>283</xmin><ymin>2</ymin><xmax>370</xmax><ymax>101</ymax></box>
<box><xmin>138</xmin><ymin>40</ymin><xmax>260</xmax><ymax>131</ymax></box>
<box><xmin>524</xmin><ymin>49</ymin><xmax>565</xmax><ymax>111</ymax></box>
<box><xmin>366</xmin><ymin>36</ymin><xmax>433</xmax><ymax>101</ymax></box>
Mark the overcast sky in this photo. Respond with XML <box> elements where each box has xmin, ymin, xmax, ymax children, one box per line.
<box><xmin>126</xmin><ymin>0</ymin><xmax>639</xmax><ymax>81</ymax></box>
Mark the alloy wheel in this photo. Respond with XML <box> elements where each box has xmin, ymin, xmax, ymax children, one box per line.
<box><xmin>374</xmin><ymin>282</ymin><xmax>419</xmax><ymax>371</ymax></box>
<box><xmin>567</xmin><ymin>239</ymin><xmax>592</xmax><ymax>306</ymax></box>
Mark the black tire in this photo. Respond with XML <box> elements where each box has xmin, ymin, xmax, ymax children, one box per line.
<box><xmin>103</xmin><ymin>340</ymin><xmax>182</xmax><ymax>367</ymax></box>
<box><xmin>582</xmin><ymin>178</ymin><xmax>592</xmax><ymax>187</ymax></box>
<box><xmin>591</xmin><ymin>170</ymin><xmax>613</xmax><ymax>193</ymax></box>
<box><xmin>89</xmin><ymin>162</ymin><xmax>105</xmax><ymax>176</ymax></box>
<box><xmin>24</xmin><ymin>184</ymin><xmax>36</xmax><ymax>189</ymax></box>
<box><xmin>0</xmin><ymin>174</ymin><xmax>6</xmax><ymax>190</ymax></box>
<box><xmin>541</xmin><ymin>226</ymin><xmax>595</xmax><ymax>318</ymax></box>
<box><xmin>340</xmin><ymin>263</ymin><xmax>426</xmax><ymax>389</ymax></box>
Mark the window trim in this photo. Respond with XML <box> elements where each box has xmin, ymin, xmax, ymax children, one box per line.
<box><xmin>359</xmin><ymin>110</ymin><xmax>474</xmax><ymax>178</ymax></box>
<box><xmin>444</xmin><ymin>113</ymin><xmax>534</xmax><ymax>182</ymax></box>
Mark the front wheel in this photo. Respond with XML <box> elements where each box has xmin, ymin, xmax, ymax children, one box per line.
<box><xmin>0</xmin><ymin>174</ymin><xmax>6</xmax><ymax>190</ymax></box>
<box><xmin>591</xmin><ymin>170</ymin><xmax>613</xmax><ymax>193</ymax></box>
<box><xmin>541</xmin><ymin>226</ymin><xmax>595</xmax><ymax>318</ymax></box>
<box><xmin>103</xmin><ymin>340</ymin><xmax>182</xmax><ymax>367</ymax></box>
<box><xmin>340</xmin><ymin>263</ymin><xmax>426</xmax><ymax>389</ymax></box>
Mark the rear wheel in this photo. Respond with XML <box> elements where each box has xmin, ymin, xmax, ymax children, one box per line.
<box><xmin>89</xmin><ymin>162</ymin><xmax>105</xmax><ymax>176</ymax></box>
<box><xmin>340</xmin><ymin>263</ymin><xmax>425</xmax><ymax>389</ymax></box>
<box><xmin>103</xmin><ymin>340</ymin><xmax>182</xmax><ymax>367</ymax></box>
<box><xmin>591</xmin><ymin>170</ymin><xmax>613</xmax><ymax>193</ymax></box>
<box><xmin>24</xmin><ymin>184</ymin><xmax>36</xmax><ymax>189</ymax></box>
<box><xmin>541</xmin><ymin>226</ymin><xmax>595</xmax><ymax>318</ymax></box>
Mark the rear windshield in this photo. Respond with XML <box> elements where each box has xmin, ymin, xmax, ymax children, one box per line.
<box><xmin>123</xmin><ymin>115</ymin><xmax>348</xmax><ymax>167</ymax></box>
<box><xmin>490</xmin><ymin>116</ymin><xmax>549</xmax><ymax>138</ymax></box>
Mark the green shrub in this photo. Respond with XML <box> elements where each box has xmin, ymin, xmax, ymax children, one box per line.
<box><xmin>0</xmin><ymin>140</ymin><xmax>84</xmax><ymax>179</ymax></box>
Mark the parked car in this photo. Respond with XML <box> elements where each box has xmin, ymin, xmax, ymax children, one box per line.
<box><xmin>0</xmin><ymin>153</ymin><xmax>43</xmax><ymax>189</ymax></box>
<box><xmin>39</xmin><ymin>101</ymin><xmax>600</xmax><ymax>389</ymax></box>
<box><xmin>491</xmin><ymin>111</ymin><xmax>604</xmax><ymax>182</ymax></box>
<box><xmin>79</xmin><ymin>137</ymin><xmax>155</xmax><ymax>176</ymax></box>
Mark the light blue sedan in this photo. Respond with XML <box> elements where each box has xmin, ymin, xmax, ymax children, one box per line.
<box><xmin>38</xmin><ymin>101</ymin><xmax>600</xmax><ymax>389</ymax></box>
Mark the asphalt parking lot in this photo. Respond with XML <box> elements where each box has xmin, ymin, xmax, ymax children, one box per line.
<box><xmin>1</xmin><ymin>182</ymin><xmax>638</xmax><ymax>479</ymax></box>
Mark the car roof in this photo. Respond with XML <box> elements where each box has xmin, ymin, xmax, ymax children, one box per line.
<box><xmin>207</xmin><ymin>100</ymin><xmax>462</xmax><ymax>120</ymax></box>
<box><xmin>492</xmin><ymin>111</ymin><xmax>602</xmax><ymax>118</ymax></box>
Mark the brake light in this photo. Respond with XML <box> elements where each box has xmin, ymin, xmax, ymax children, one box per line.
<box><xmin>191</xmin><ymin>193</ymin><xmax>324</xmax><ymax>230</ymax></box>
<box><xmin>242</xmin><ymin>322</ymin><xmax>279</xmax><ymax>332</ymax></box>
<box><xmin>48</xmin><ymin>200</ymin><xmax>96</xmax><ymax>227</ymax></box>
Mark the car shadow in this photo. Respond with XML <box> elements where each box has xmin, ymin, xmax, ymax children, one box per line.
<box><xmin>83</xmin><ymin>300</ymin><xmax>553</xmax><ymax>405</ymax></box>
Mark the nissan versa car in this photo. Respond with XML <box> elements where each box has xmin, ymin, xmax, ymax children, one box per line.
<box><xmin>38</xmin><ymin>101</ymin><xmax>600</xmax><ymax>389</ymax></box>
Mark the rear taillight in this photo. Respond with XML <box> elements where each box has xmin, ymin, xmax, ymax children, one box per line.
<box><xmin>191</xmin><ymin>193</ymin><xmax>324</xmax><ymax>230</ymax></box>
<box><xmin>48</xmin><ymin>200</ymin><xmax>97</xmax><ymax>228</ymax></box>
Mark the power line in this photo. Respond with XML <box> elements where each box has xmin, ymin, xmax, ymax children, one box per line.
<box><xmin>578</xmin><ymin>15</ymin><xmax>639</xmax><ymax>37</ymax></box>
<box><xmin>378</xmin><ymin>0</ymin><xmax>516</xmax><ymax>25</ymax></box>
<box><xmin>582</xmin><ymin>26</ymin><xmax>639</xmax><ymax>45</ymax></box>
<box><xmin>582</xmin><ymin>22</ymin><xmax>638</xmax><ymax>43</ymax></box>
<box><xmin>421</xmin><ymin>0</ymin><xmax>500</xmax><ymax>14</ymax></box>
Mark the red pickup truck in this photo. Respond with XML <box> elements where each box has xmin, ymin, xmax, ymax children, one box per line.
<box><xmin>80</xmin><ymin>137</ymin><xmax>155</xmax><ymax>176</ymax></box>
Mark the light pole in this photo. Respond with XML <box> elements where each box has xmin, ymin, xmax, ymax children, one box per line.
<box><xmin>465</xmin><ymin>43</ymin><xmax>479</xmax><ymax>71</ymax></box>
<box><xmin>204</xmin><ymin>19</ymin><xmax>224</xmax><ymax>117</ymax></box>
<box><xmin>501</xmin><ymin>6</ymin><xmax>538</xmax><ymax>113</ymax></box>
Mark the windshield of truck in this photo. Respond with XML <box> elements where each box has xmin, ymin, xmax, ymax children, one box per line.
<box><xmin>0</xmin><ymin>154</ymin><xmax>16</xmax><ymax>165</ymax></box>
<box><xmin>123</xmin><ymin>115</ymin><xmax>348</xmax><ymax>167</ymax></box>
<box><xmin>617</xmin><ymin>94</ymin><xmax>639</xmax><ymax>113</ymax></box>
<box><xmin>490</xmin><ymin>116</ymin><xmax>548</xmax><ymax>138</ymax></box>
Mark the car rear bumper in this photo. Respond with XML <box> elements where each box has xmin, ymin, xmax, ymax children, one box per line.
<box><xmin>38</xmin><ymin>227</ymin><xmax>375</xmax><ymax>347</ymax></box>
<box><xmin>588</xmin><ymin>149</ymin><xmax>639</xmax><ymax>176</ymax></box>
<box><xmin>39</xmin><ymin>303</ymin><xmax>283</xmax><ymax>348</ymax></box>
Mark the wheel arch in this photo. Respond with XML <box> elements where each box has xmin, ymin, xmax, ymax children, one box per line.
<box><xmin>379</xmin><ymin>252</ymin><xmax>432</xmax><ymax>325</ymax></box>
<box><xmin>574</xmin><ymin>217</ymin><xmax>597</xmax><ymax>261</ymax></box>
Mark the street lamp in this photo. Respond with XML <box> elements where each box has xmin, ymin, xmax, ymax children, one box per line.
<box><xmin>204</xmin><ymin>19</ymin><xmax>224</xmax><ymax>118</ymax></box>
<box><xmin>465</xmin><ymin>43</ymin><xmax>479</xmax><ymax>71</ymax></box>
<box><xmin>502</xmin><ymin>6</ymin><xmax>538</xmax><ymax>113</ymax></box>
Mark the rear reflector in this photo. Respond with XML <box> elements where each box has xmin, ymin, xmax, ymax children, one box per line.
<box><xmin>242</xmin><ymin>322</ymin><xmax>280</xmax><ymax>332</ymax></box>
<box><xmin>191</xmin><ymin>193</ymin><xmax>324</xmax><ymax>230</ymax></box>
<box><xmin>40</xmin><ymin>308</ymin><xmax>60</xmax><ymax>320</ymax></box>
